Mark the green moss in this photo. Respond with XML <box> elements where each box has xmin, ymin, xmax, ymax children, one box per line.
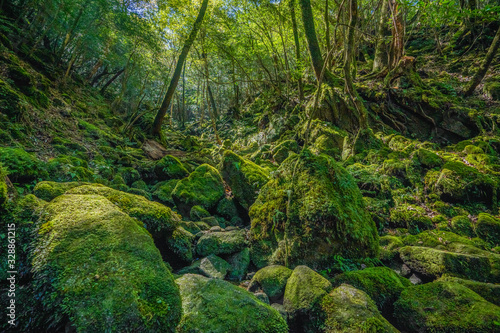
<box><xmin>416</xmin><ymin>148</ymin><xmax>443</xmax><ymax>169</ymax></box>
<box><xmin>33</xmin><ymin>181</ymin><xmax>91</xmax><ymax>201</ymax></box>
<box><xmin>250</xmin><ymin>151</ymin><xmax>379</xmax><ymax>269</ymax></box>
<box><xmin>190</xmin><ymin>205</ymin><xmax>210</xmax><ymax>220</ymax></box>
<box><xmin>199</xmin><ymin>254</ymin><xmax>231</xmax><ymax>279</ymax></box>
<box><xmin>171</xmin><ymin>164</ymin><xmax>225</xmax><ymax>215</ymax></box>
<box><xmin>394</xmin><ymin>281</ymin><xmax>500</xmax><ymax>332</ymax></box>
<box><xmin>321</xmin><ymin>284</ymin><xmax>399</xmax><ymax>333</ymax></box>
<box><xmin>0</xmin><ymin>147</ymin><xmax>46</xmax><ymax>182</ymax></box>
<box><xmin>220</xmin><ymin>150</ymin><xmax>270</xmax><ymax>210</ymax></box>
<box><xmin>272</xmin><ymin>140</ymin><xmax>299</xmax><ymax>164</ymax></box>
<box><xmin>283</xmin><ymin>265</ymin><xmax>332</xmax><ymax>317</ymax></box>
<box><xmin>0</xmin><ymin>78</ymin><xmax>25</xmax><ymax>117</ymax></box>
<box><xmin>216</xmin><ymin>197</ymin><xmax>239</xmax><ymax>221</ymax></box>
<box><xmin>476</xmin><ymin>213</ymin><xmax>500</xmax><ymax>245</ymax></box>
<box><xmin>155</xmin><ymin>155</ymin><xmax>189</xmax><ymax>180</ymax></box>
<box><xmin>226</xmin><ymin>248</ymin><xmax>250</xmax><ymax>281</ymax></box>
<box><xmin>176</xmin><ymin>274</ymin><xmax>288</xmax><ymax>333</ymax></box>
<box><xmin>152</xmin><ymin>179</ymin><xmax>179</xmax><ymax>206</ymax></box>
<box><xmin>67</xmin><ymin>184</ymin><xmax>181</xmax><ymax>235</ymax></box>
<box><xmin>117</xmin><ymin>167</ymin><xmax>141</xmax><ymax>185</ymax></box>
<box><xmin>425</xmin><ymin>161</ymin><xmax>498</xmax><ymax>207</ymax></box>
<box><xmin>464</xmin><ymin>145</ymin><xmax>484</xmax><ymax>155</ymax></box>
<box><xmin>195</xmin><ymin>230</ymin><xmax>247</xmax><ymax>257</ymax></box>
<box><xmin>0</xmin><ymin>163</ymin><xmax>7</xmax><ymax>206</ymax></box>
<box><xmin>379</xmin><ymin>235</ymin><xmax>404</xmax><ymax>262</ymax></box>
<box><xmin>399</xmin><ymin>246</ymin><xmax>492</xmax><ymax>281</ymax></box>
<box><xmin>438</xmin><ymin>275</ymin><xmax>500</xmax><ymax>306</ymax></box>
<box><xmin>166</xmin><ymin>226</ymin><xmax>194</xmax><ymax>263</ymax></box>
<box><xmin>249</xmin><ymin>265</ymin><xmax>293</xmax><ymax>300</ymax></box>
<box><xmin>389</xmin><ymin>204</ymin><xmax>433</xmax><ymax>234</ymax></box>
<box><xmin>451</xmin><ymin>215</ymin><xmax>475</xmax><ymax>237</ymax></box>
<box><xmin>31</xmin><ymin>194</ymin><xmax>182</xmax><ymax>332</ymax></box>
<box><xmin>484</xmin><ymin>79</ymin><xmax>500</xmax><ymax>100</ymax></box>
<box><xmin>334</xmin><ymin>267</ymin><xmax>410</xmax><ymax>313</ymax></box>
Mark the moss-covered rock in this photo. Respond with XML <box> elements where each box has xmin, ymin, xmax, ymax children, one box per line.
<box><xmin>0</xmin><ymin>147</ymin><xmax>46</xmax><ymax>182</ymax></box>
<box><xmin>283</xmin><ymin>265</ymin><xmax>332</xmax><ymax>318</ymax></box>
<box><xmin>389</xmin><ymin>204</ymin><xmax>433</xmax><ymax>234</ymax></box>
<box><xmin>171</xmin><ymin>164</ymin><xmax>225</xmax><ymax>215</ymax></box>
<box><xmin>155</xmin><ymin>155</ymin><xmax>189</xmax><ymax>180</ymax></box>
<box><xmin>31</xmin><ymin>194</ymin><xmax>182</xmax><ymax>332</ymax></box>
<box><xmin>216</xmin><ymin>197</ymin><xmax>240</xmax><ymax>221</ymax></box>
<box><xmin>249</xmin><ymin>265</ymin><xmax>293</xmax><ymax>301</ymax></box>
<box><xmin>190</xmin><ymin>205</ymin><xmax>211</xmax><ymax>220</ymax></box>
<box><xmin>476</xmin><ymin>213</ymin><xmax>500</xmax><ymax>245</ymax></box>
<box><xmin>394</xmin><ymin>281</ymin><xmax>500</xmax><ymax>332</ymax></box>
<box><xmin>226</xmin><ymin>248</ymin><xmax>250</xmax><ymax>281</ymax></box>
<box><xmin>438</xmin><ymin>275</ymin><xmax>500</xmax><ymax>306</ymax></box>
<box><xmin>334</xmin><ymin>267</ymin><xmax>411</xmax><ymax>313</ymax></box>
<box><xmin>152</xmin><ymin>179</ymin><xmax>178</xmax><ymax>206</ymax></box>
<box><xmin>379</xmin><ymin>235</ymin><xmax>404</xmax><ymax>262</ymax></box>
<box><xmin>220</xmin><ymin>150</ymin><xmax>270</xmax><ymax>210</ymax></box>
<box><xmin>425</xmin><ymin>161</ymin><xmax>498</xmax><ymax>207</ymax></box>
<box><xmin>250</xmin><ymin>151</ymin><xmax>379</xmax><ymax>269</ymax></box>
<box><xmin>199</xmin><ymin>254</ymin><xmax>231</xmax><ymax>279</ymax></box>
<box><xmin>67</xmin><ymin>184</ymin><xmax>181</xmax><ymax>235</ymax></box>
<box><xmin>166</xmin><ymin>226</ymin><xmax>194</xmax><ymax>263</ymax></box>
<box><xmin>176</xmin><ymin>274</ymin><xmax>288</xmax><ymax>333</ymax></box>
<box><xmin>33</xmin><ymin>181</ymin><xmax>91</xmax><ymax>201</ymax></box>
<box><xmin>399</xmin><ymin>246</ymin><xmax>491</xmax><ymax>281</ymax></box>
<box><xmin>195</xmin><ymin>229</ymin><xmax>247</xmax><ymax>257</ymax></box>
<box><xmin>450</xmin><ymin>215</ymin><xmax>475</xmax><ymax>237</ymax></box>
<box><xmin>272</xmin><ymin>140</ymin><xmax>299</xmax><ymax>164</ymax></box>
<box><xmin>416</xmin><ymin>148</ymin><xmax>443</xmax><ymax>169</ymax></box>
<box><xmin>320</xmin><ymin>284</ymin><xmax>399</xmax><ymax>333</ymax></box>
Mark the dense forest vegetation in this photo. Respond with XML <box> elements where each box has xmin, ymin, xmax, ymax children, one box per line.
<box><xmin>0</xmin><ymin>0</ymin><xmax>500</xmax><ymax>331</ymax></box>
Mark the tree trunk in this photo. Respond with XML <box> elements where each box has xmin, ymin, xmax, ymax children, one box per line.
<box><xmin>464</xmin><ymin>25</ymin><xmax>500</xmax><ymax>96</ymax></box>
<box><xmin>100</xmin><ymin>68</ymin><xmax>125</xmax><ymax>94</ymax></box>
<box><xmin>151</xmin><ymin>0</ymin><xmax>209</xmax><ymax>137</ymax></box>
<box><xmin>289</xmin><ymin>0</ymin><xmax>304</xmax><ymax>100</ymax></box>
<box><xmin>388</xmin><ymin>0</ymin><xmax>404</xmax><ymax>69</ymax></box>
<box><xmin>373</xmin><ymin>0</ymin><xmax>390</xmax><ymax>72</ymax></box>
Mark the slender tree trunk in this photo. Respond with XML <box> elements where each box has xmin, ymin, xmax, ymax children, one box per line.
<box><xmin>464</xmin><ymin>25</ymin><xmax>500</xmax><ymax>96</ymax></box>
<box><xmin>388</xmin><ymin>0</ymin><xmax>404</xmax><ymax>69</ymax></box>
<box><xmin>289</xmin><ymin>0</ymin><xmax>304</xmax><ymax>100</ymax></box>
<box><xmin>373</xmin><ymin>0</ymin><xmax>389</xmax><ymax>72</ymax></box>
<box><xmin>325</xmin><ymin>0</ymin><xmax>331</xmax><ymax>54</ymax></box>
<box><xmin>100</xmin><ymin>68</ymin><xmax>125</xmax><ymax>94</ymax></box>
<box><xmin>151</xmin><ymin>0</ymin><xmax>209</xmax><ymax>137</ymax></box>
<box><xmin>57</xmin><ymin>3</ymin><xmax>87</xmax><ymax>61</ymax></box>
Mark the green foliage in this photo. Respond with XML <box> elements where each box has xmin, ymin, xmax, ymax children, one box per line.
<box><xmin>0</xmin><ymin>147</ymin><xmax>46</xmax><ymax>182</ymax></box>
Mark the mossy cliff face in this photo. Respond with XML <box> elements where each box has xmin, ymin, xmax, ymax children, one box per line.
<box><xmin>171</xmin><ymin>164</ymin><xmax>225</xmax><ymax>215</ymax></box>
<box><xmin>176</xmin><ymin>274</ymin><xmax>288</xmax><ymax>333</ymax></box>
<box><xmin>249</xmin><ymin>151</ymin><xmax>379</xmax><ymax>269</ymax></box>
<box><xmin>220</xmin><ymin>150</ymin><xmax>270</xmax><ymax>210</ymax></box>
<box><xmin>394</xmin><ymin>281</ymin><xmax>500</xmax><ymax>332</ymax></box>
<box><xmin>31</xmin><ymin>194</ymin><xmax>182</xmax><ymax>332</ymax></box>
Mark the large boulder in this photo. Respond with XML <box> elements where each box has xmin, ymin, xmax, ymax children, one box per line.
<box><xmin>249</xmin><ymin>151</ymin><xmax>379</xmax><ymax>269</ymax></box>
<box><xmin>154</xmin><ymin>155</ymin><xmax>189</xmax><ymax>180</ymax></box>
<box><xmin>394</xmin><ymin>281</ymin><xmax>500</xmax><ymax>332</ymax></box>
<box><xmin>438</xmin><ymin>275</ymin><xmax>500</xmax><ymax>306</ymax></box>
<box><xmin>249</xmin><ymin>265</ymin><xmax>293</xmax><ymax>301</ymax></box>
<box><xmin>195</xmin><ymin>229</ymin><xmax>247</xmax><ymax>257</ymax></box>
<box><xmin>31</xmin><ymin>194</ymin><xmax>182</xmax><ymax>332</ymax></box>
<box><xmin>476</xmin><ymin>213</ymin><xmax>500</xmax><ymax>245</ymax></box>
<box><xmin>33</xmin><ymin>181</ymin><xmax>90</xmax><ymax>201</ymax></box>
<box><xmin>176</xmin><ymin>274</ymin><xmax>288</xmax><ymax>333</ymax></box>
<box><xmin>320</xmin><ymin>284</ymin><xmax>399</xmax><ymax>333</ymax></box>
<box><xmin>171</xmin><ymin>164</ymin><xmax>225</xmax><ymax>215</ymax></box>
<box><xmin>220</xmin><ymin>150</ymin><xmax>270</xmax><ymax>210</ymax></box>
<box><xmin>334</xmin><ymin>267</ymin><xmax>411</xmax><ymax>314</ymax></box>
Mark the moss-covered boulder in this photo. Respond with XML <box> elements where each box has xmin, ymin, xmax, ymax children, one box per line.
<box><xmin>272</xmin><ymin>140</ymin><xmax>299</xmax><ymax>164</ymax></box>
<box><xmin>476</xmin><ymin>213</ymin><xmax>500</xmax><ymax>245</ymax></box>
<box><xmin>220</xmin><ymin>150</ymin><xmax>270</xmax><ymax>210</ymax></box>
<box><xmin>399</xmin><ymin>246</ymin><xmax>492</xmax><ymax>281</ymax></box>
<box><xmin>171</xmin><ymin>164</ymin><xmax>225</xmax><ymax>215</ymax></box>
<box><xmin>450</xmin><ymin>215</ymin><xmax>475</xmax><ymax>237</ymax></box>
<box><xmin>283</xmin><ymin>266</ymin><xmax>332</xmax><ymax>318</ymax></box>
<box><xmin>195</xmin><ymin>229</ymin><xmax>247</xmax><ymax>257</ymax></box>
<box><xmin>67</xmin><ymin>184</ymin><xmax>181</xmax><ymax>236</ymax></box>
<box><xmin>226</xmin><ymin>248</ymin><xmax>250</xmax><ymax>281</ymax></box>
<box><xmin>152</xmin><ymin>179</ymin><xmax>178</xmax><ymax>206</ymax></box>
<box><xmin>379</xmin><ymin>235</ymin><xmax>404</xmax><ymax>262</ymax></box>
<box><xmin>249</xmin><ymin>151</ymin><xmax>379</xmax><ymax>269</ymax></box>
<box><xmin>438</xmin><ymin>275</ymin><xmax>500</xmax><ymax>306</ymax></box>
<box><xmin>425</xmin><ymin>161</ymin><xmax>498</xmax><ymax>207</ymax></box>
<box><xmin>155</xmin><ymin>155</ymin><xmax>189</xmax><ymax>180</ymax></box>
<box><xmin>248</xmin><ymin>265</ymin><xmax>293</xmax><ymax>301</ymax></box>
<box><xmin>165</xmin><ymin>226</ymin><xmax>194</xmax><ymax>263</ymax></box>
<box><xmin>176</xmin><ymin>274</ymin><xmax>288</xmax><ymax>333</ymax></box>
<box><xmin>199</xmin><ymin>254</ymin><xmax>231</xmax><ymax>279</ymax></box>
<box><xmin>190</xmin><ymin>205</ymin><xmax>211</xmax><ymax>220</ymax></box>
<box><xmin>320</xmin><ymin>284</ymin><xmax>400</xmax><ymax>333</ymax></box>
<box><xmin>416</xmin><ymin>148</ymin><xmax>443</xmax><ymax>169</ymax></box>
<box><xmin>33</xmin><ymin>181</ymin><xmax>91</xmax><ymax>201</ymax></box>
<box><xmin>389</xmin><ymin>204</ymin><xmax>433</xmax><ymax>234</ymax></box>
<box><xmin>334</xmin><ymin>267</ymin><xmax>411</xmax><ymax>313</ymax></box>
<box><xmin>394</xmin><ymin>281</ymin><xmax>500</xmax><ymax>332</ymax></box>
<box><xmin>31</xmin><ymin>194</ymin><xmax>182</xmax><ymax>332</ymax></box>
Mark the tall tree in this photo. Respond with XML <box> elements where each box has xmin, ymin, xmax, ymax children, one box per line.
<box><xmin>151</xmin><ymin>0</ymin><xmax>209</xmax><ymax>137</ymax></box>
<box><xmin>464</xmin><ymin>25</ymin><xmax>500</xmax><ymax>97</ymax></box>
